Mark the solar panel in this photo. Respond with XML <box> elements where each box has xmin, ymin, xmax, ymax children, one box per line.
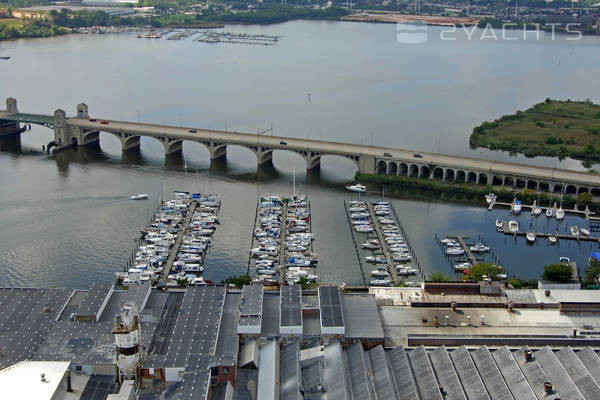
<box><xmin>470</xmin><ymin>347</ymin><xmax>514</xmax><ymax>400</ymax></box>
<box><xmin>408</xmin><ymin>346</ymin><xmax>444</xmax><ymax>400</ymax></box>
<box><xmin>346</xmin><ymin>342</ymin><xmax>375</xmax><ymax>400</ymax></box>
<box><xmin>77</xmin><ymin>283</ymin><xmax>112</xmax><ymax>318</ymax></box>
<box><xmin>387</xmin><ymin>346</ymin><xmax>420</xmax><ymax>400</ymax></box>
<box><xmin>534</xmin><ymin>347</ymin><xmax>584</xmax><ymax>400</ymax></box>
<box><xmin>319</xmin><ymin>286</ymin><xmax>344</xmax><ymax>328</ymax></box>
<box><xmin>554</xmin><ymin>347</ymin><xmax>600</xmax><ymax>399</ymax></box>
<box><xmin>449</xmin><ymin>346</ymin><xmax>490</xmax><ymax>400</ymax></box>
<box><xmin>240</xmin><ymin>285</ymin><xmax>263</xmax><ymax>316</ymax></box>
<box><xmin>428</xmin><ymin>346</ymin><xmax>467</xmax><ymax>400</ymax></box>
<box><xmin>280</xmin><ymin>285</ymin><xmax>302</xmax><ymax>327</ymax></box>
<box><xmin>368</xmin><ymin>345</ymin><xmax>398</xmax><ymax>400</ymax></box>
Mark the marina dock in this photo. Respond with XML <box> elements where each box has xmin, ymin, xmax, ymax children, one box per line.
<box><xmin>489</xmin><ymin>196</ymin><xmax>596</xmax><ymax>220</ymax></box>
<box><xmin>278</xmin><ymin>202</ymin><xmax>288</xmax><ymax>285</ymax></box>
<box><xmin>159</xmin><ymin>201</ymin><xmax>197</xmax><ymax>284</ymax></box>
<box><xmin>500</xmin><ymin>221</ymin><xmax>600</xmax><ymax>244</ymax></box>
<box><xmin>456</xmin><ymin>235</ymin><xmax>477</xmax><ymax>265</ymax></box>
<box><xmin>366</xmin><ymin>202</ymin><xmax>400</xmax><ymax>287</ymax></box>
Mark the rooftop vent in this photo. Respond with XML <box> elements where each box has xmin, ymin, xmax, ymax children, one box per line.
<box><xmin>40</xmin><ymin>373</ymin><xmax>47</xmax><ymax>383</ymax></box>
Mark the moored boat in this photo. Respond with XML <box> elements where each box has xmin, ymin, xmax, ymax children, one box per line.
<box><xmin>346</xmin><ymin>184</ymin><xmax>366</xmax><ymax>193</ymax></box>
<box><xmin>131</xmin><ymin>193</ymin><xmax>149</xmax><ymax>200</ymax></box>
<box><xmin>508</xmin><ymin>220</ymin><xmax>519</xmax><ymax>233</ymax></box>
<box><xmin>570</xmin><ymin>226</ymin><xmax>580</xmax><ymax>236</ymax></box>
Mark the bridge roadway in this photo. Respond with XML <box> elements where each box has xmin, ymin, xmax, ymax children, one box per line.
<box><xmin>69</xmin><ymin>118</ymin><xmax>600</xmax><ymax>189</ymax></box>
<box><xmin>2</xmin><ymin>104</ymin><xmax>600</xmax><ymax>192</ymax></box>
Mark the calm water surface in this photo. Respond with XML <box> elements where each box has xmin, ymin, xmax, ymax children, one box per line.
<box><xmin>0</xmin><ymin>21</ymin><xmax>598</xmax><ymax>288</ymax></box>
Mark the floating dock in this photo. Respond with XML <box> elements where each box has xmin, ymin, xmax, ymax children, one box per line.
<box><xmin>159</xmin><ymin>201</ymin><xmax>197</xmax><ymax>284</ymax></box>
<box><xmin>489</xmin><ymin>196</ymin><xmax>596</xmax><ymax>220</ymax></box>
<box><xmin>366</xmin><ymin>202</ymin><xmax>399</xmax><ymax>286</ymax></box>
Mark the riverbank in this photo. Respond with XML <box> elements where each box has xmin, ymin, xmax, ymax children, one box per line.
<box><xmin>470</xmin><ymin>99</ymin><xmax>600</xmax><ymax>164</ymax></box>
<box><xmin>355</xmin><ymin>171</ymin><xmax>600</xmax><ymax>212</ymax></box>
<box><xmin>341</xmin><ymin>12</ymin><xmax>479</xmax><ymax>26</ymax></box>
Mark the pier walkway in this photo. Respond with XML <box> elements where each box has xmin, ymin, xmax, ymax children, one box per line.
<box><xmin>159</xmin><ymin>201</ymin><xmax>197</xmax><ymax>284</ymax></box>
<box><xmin>456</xmin><ymin>236</ymin><xmax>477</xmax><ymax>265</ymax></box>
<box><xmin>278</xmin><ymin>203</ymin><xmax>288</xmax><ymax>285</ymax></box>
<box><xmin>366</xmin><ymin>203</ymin><xmax>399</xmax><ymax>286</ymax></box>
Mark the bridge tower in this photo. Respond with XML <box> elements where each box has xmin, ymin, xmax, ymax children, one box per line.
<box><xmin>53</xmin><ymin>109</ymin><xmax>68</xmax><ymax>147</ymax></box>
<box><xmin>0</xmin><ymin>98</ymin><xmax>25</xmax><ymax>139</ymax></box>
<box><xmin>53</xmin><ymin>104</ymin><xmax>99</xmax><ymax>150</ymax></box>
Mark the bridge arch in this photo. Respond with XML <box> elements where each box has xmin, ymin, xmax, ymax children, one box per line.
<box><xmin>515</xmin><ymin>178</ymin><xmax>526</xmax><ymax>189</ymax></box>
<box><xmin>444</xmin><ymin>169</ymin><xmax>455</xmax><ymax>182</ymax></box>
<box><xmin>477</xmin><ymin>173</ymin><xmax>488</xmax><ymax>185</ymax></box>
<box><xmin>181</xmin><ymin>140</ymin><xmax>211</xmax><ymax>166</ymax></box>
<box><xmin>455</xmin><ymin>170</ymin><xmax>466</xmax><ymax>183</ymax></box>
<box><xmin>538</xmin><ymin>182</ymin><xmax>550</xmax><ymax>192</ymax></box>
<box><xmin>565</xmin><ymin>184</ymin><xmax>577</xmax><ymax>195</ymax></box>
<box><xmin>591</xmin><ymin>188</ymin><xmax>600</xmax><ymax>196</ymax></box>
<box><xmin>526</xmin><ymin>180</ymin><xmax>538</xmax><ymax>191</ymax></box>
<box><xmin>409</xmin><ymin>164</ymin><xmax>419</xmax><ymax>178</ymax></box>
<box><xmin>419</xmin><ymin>165</ymin><xmax>430</xmax><ymax>179</ymax></box>
<box><xmin>318</xmin><ymin>154</ymin><xmax>359</xmax><ymax>178</ymax></box>
<box><xmin>377</xmin><ymin>160</ymin><xmax>387</xmax><ymax>175</ymax></box>
<box><xmin>387</xmin><ymin>162</ymin><xmax>398</xmax><ymax>176</ymax></box>
<box><xmin>578</xmin><ymin>186</ymin><xmax>589</xmax><ymax>194</ymax></box>
<box><xmin>467</xmin><ymin>172</ymin><xmax>477</xmax><ymax>184</ymax></box>
<box><xmin>398</xmin><ymin>163</ymin><xmax>408</xmax><ymax>177</ymax></box>
<box><xmin>491</xmin><ymin>175</ymin><xmax>503</xmax><ymax>186</ymax></box>
<box><xmin>553</xmin><ymin>184</ymin><xmax>564</xmax><ymax>194</ymax></box>
<box><xmin>432</xmin><ymin>167</ymin><xmax>443</xmax><ymax>180</ymax></box>
<box><xmin>504</xmin><ymin>177</ymin><xmax>514</xmax><ymax>187</ymax></box>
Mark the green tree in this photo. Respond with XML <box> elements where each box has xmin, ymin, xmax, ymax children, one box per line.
<box><xmin>584</xmin><ymin>258</ymin><xmax>600</xmax><ymax>284</ymax></box>
<box><xmin>429</xmin><ymin>271</ymin><xmax>450</xmax><ymax>281</ymax></box>
<box><xmin>297</xmin><ymin>276</ymin><xmax>309</xmax><ymax>290</ymax></box>
<box><xmin>176</xmin><ymin>278</ymin><xmax>188</xmax><ymax>287</ymax></box>
<box><xmin>221</xmin><ymin>274</ymin><xmax>251</xmax><ymax>288</ymax></box>
<box><xmin>577</xmin><ymin>192</ymin><xmax>593</xmax><ymax>206</ymax></box>
<box><xmin>465</xmin><ymin>262</ymin><xmax>503</xmax><ymax>281</ymax></box>
<box><xmin>542</xmin><ymin>263</ymin><xmax>573</xmax><ymax>282</ymax></box>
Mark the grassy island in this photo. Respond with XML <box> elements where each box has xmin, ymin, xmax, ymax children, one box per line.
<box><xmin>470</xmin><ymin>99</ymin><xmax>600</xmax><ymax>163</ymax></box>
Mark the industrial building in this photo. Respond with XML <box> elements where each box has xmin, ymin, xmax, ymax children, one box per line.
<box><xmin>1</xmin><ymin>282</ymin><xmax>600</xmax><ymax>399</ymax></box>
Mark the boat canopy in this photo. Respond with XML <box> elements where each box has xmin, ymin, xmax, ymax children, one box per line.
<box><xmin>591</xmin><ymin>252</ymin><xmax>600</xmax><ymax>262</ymax></box>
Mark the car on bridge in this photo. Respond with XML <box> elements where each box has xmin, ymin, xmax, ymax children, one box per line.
<box><xmin>90</xmin><ymin>119</ymin><xmax>97</xmax><ymax>122</ymax></box>
<box><xmin>100</xmin><ymin>120</ymin><xmax>109</xmax><ymax>125</ymax></box>
<box><xmin>384</xmin><ymin>152</ymin><xmax>392</xmax><ymax>157</ymax></box>
<box><xmin>413</xmin><ymin>153</ymin><xmax>423</xmax><ymax>158</ymax></box>
<box><xmin>280</xmin><ymin>141</ymin><xmax>287</xmax><ymax>145</ymax></box>
<box><xmin>189</xmin><ymin>129</ymin><xmax>197</xmax><ymax>133</ymax></box>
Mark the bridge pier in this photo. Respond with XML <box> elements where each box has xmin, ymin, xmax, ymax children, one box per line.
<box><xmin>358</xmin><ymin>154</ymin><xmax>375</xmax><ymax>174</ymax></box>
<box><xmin>163</xmin><ymin>138</ymin><xmax>183</xmax><ymax>155</ymax></box>
<box><xmin>305</xmin><ymin>151</ymin><xmax>321</xmax><ymax>170</ymax></box>
<box><xmin>207</xmin><ymin>142</ymin><xmax>227</xmax><ymax>161</ymax></box>
<box><xmin>0</xmin><ymin>98</ymin><xmax>25</xmax><ymax>139</ymax></box>
<box><xmin>255</xmin><ymin>146</ymin><xmax>273</xmax><ymax>166</ymax></box>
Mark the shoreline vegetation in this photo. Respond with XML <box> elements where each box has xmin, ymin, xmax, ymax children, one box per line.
<box><xmin>0</xmin><ymin>5</ymin><xmax>349</xmax><ymax>41</ymax></box>
<box><xmin>470</xmin><ymin>99</ymin><xmax>600</xmax><ymax>164</ymax></box>
<box><xmin>354</xmin><ymin>172</ymin><xmax>600</xmax><ymax>212</ymax></box>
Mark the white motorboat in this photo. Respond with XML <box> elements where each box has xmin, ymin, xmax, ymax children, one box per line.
<box><xmin>369</xmin><ymin>279</ymin><xmax>392</xmax><ymax>286</ymax></box>
<box><xmin>485</xmin><ymin>193</ymin><xmax>495</xmax><ymax>204</ymax></box>
<box><xmin>546</xmin><ymin>207</ymin><xmax>553</xmax><ymax>217</ymax></box>
<box><xmin>511</xmin><ymin>200</ymin><xmax>522</xmax><ymax>214</ymax></box>
<box><xmin>361</xmin><ymin>241</ymin><xmax>381</xmax><ymax>250</ymax></box>
<box><xmin>130</xmin><ymin>193</ymin><xmax>149</xmax><ymax>200</ymax></box>
<box><xmin>526</xmin><ymin>232</ymin><xmax>535</xmax><ymax>243</ymax></box>
<box><xmin>396</xmin><ymin>266</ymin><xmax>418</xmax><ymax>275</ymax></box>
<box><xmin>392</xmin><ymin>253</ymin><xmax>412</xmax><ymax>262</ymax></box>
<box><xmin>351</xmin><ymin>212</ymin><xmax>370</xmax><ymax>219</ymax></box>
<box><xmin>570</xmin><ymin>226</ymin><xmax>580</xmax><ymax>236</ymax></box>
<box><xmin>445</xmin><ymin>247</ymin><xmax>464</xmax><ymax>256</ymax></box>
<box><xmin>508</xmin><ymin>220</ymin><xmax>519</xmax><ymax>233</ymax></box>
<box><xmin>470</xmin><ymin>243</ymin><xmax>490</xmax><ymax>252</ymax></box>
<box><xmin>349</xmin><ymin>207</ymin><xmax>367</xmax><ymax>212</ymax></box>
<box><xmin>495</xmin><ymin>219</ymin><xmax>503</xmax><ymax>229</ymax></box>
<box><xmin>533</xmin><ymin>206</ymin><xmax>542</xmax><ymax>216</ymax></box>
<box><xmin>404</xmin><ymin>281</ymin><xmax>422</xmax><ymax>287</ymax></box>
<box><xmin>548</xmin><ymin>235</ymin><xmax>558</xmax><ymax>245</ymax></box>
<box><xmin>372</xmin><ymin>201</ymin><xmax>390</xmax><ymax>206</ymax></box>
<box><xmin>365</xmin><ymin>256</ymin><xmax>387</xmax><ymax>264</ymax></box>
<box><xmin>355</xmin><ymin>226</ymin><xmax>374</xmax><ymax>233</ymax></box>
<box><xmin>257</xmin><ymin>268</ymin><xmax>277</xmax><ymax>275</ymax></box>
<box><xmin>454</xmin><ymin>262</ymin><xmax>472</xmax><ymax>271</ymax></box>
<box><xmin>346</xmin><ymin>184</ymin><xmax>366</xmax><ymax>193</ymax></box>
<box><xmin>555</xmin><ymin>208</ymin><xmax>565</xmax><ymax>220</ymax></box>
<box><xmin>371</xmin><ymin>268</ymin><xmax>390</xmax><ymax>278</ymax></box>
<box><xmin>497</xmin><ymin>273</ymin><xmax>508</xmax><ymax>280</ymax></box>
<box><xmin>581</xmin><ymin>227</ymin><xmax>590</xmax><ymax>237</ymax></box>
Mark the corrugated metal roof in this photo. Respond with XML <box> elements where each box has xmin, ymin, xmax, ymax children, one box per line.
<box><xmin>368</xmin><ymin>345</ymin><xmax>398</xmax><ymax>400</ymax></box>
<box><xmin>408</xmin><ymin>345</ymin><xmax>444</xmax><ymax>400</ymax></box>
<box><xmin>387</xmin><ymin>346</ymin><xmax>420</xmax><ymax>400</ymax></box>
<box><xmin>450</xmin><ymin>346</ymin><xmax>490</xmax><ymax>400</ymax></box>
<box><xmin>470</xmin><ymin>346</ymin><xmax>514</xmax><ymax>400</ymax></box>
<box><xmin>534</xmin><ymin>346</ymin><xmax>585</xmax><ymax>400</ymax></box>
<box><xmin>346</xmin><ymin>342</ymin><xmax>375</xmax><ymax>400</ymax></box>
<box><xmin>490</xmin><ymin>347</ymin><xmax>536</xmax><ymax>400</ymax></box>
<box><xmin>428</xmin><ymin>346</ymin><xmax>467</xmax><ymax>400</ymax></box>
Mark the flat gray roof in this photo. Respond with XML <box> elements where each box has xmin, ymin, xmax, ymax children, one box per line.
<box><xmin>280</xmin><ymin>285</ymin><xmax>302</xmax><ymax>327</ymax></box>
<box><xmin>77</xmin><ymin>283</ymin><xmax>112</xmax><ymax>318</ymax></box>
<box><xmin>261</xmin><ymin>293</ymin><xmax>280</xmax><ymax>337</ymax></box>
<box><xmin>319</xmin><ymin>286</ymin><xmax>344</xmax><ymax>328</ymax></box>
<box><xmin>163</xmin><ymin>286</ymin><xmax>226</xmax><ymax>368</ymax></box>
<box><xmin>340</xmin><ymin>294</ymin><xmax>384</xmax><ymax>339</ymax></box>
<box><xmin>0</xmin><ymin>288</ymin><xmax>73</xmax><ymax>369</ymax></box>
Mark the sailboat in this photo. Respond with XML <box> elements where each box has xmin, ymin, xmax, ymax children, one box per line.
<box><xmin>548</xmin><ymin>234</ymin><xmax>558</xmax><ymax>245</ymax></box>
<box><xmin>526</xmin><ymin>232</ymin><xmax>536</xmax><ymax>243</ymax></box>
<box><xmin>556</xmin><ymin>183</ymin><xmax>565</xmax><ymax>220</ymax></box>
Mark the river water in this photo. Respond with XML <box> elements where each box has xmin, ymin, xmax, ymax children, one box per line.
<box><xmin>0</xmin><ymin>21</ymin><xmax>599</xmax><ymax>288</ymax></box>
